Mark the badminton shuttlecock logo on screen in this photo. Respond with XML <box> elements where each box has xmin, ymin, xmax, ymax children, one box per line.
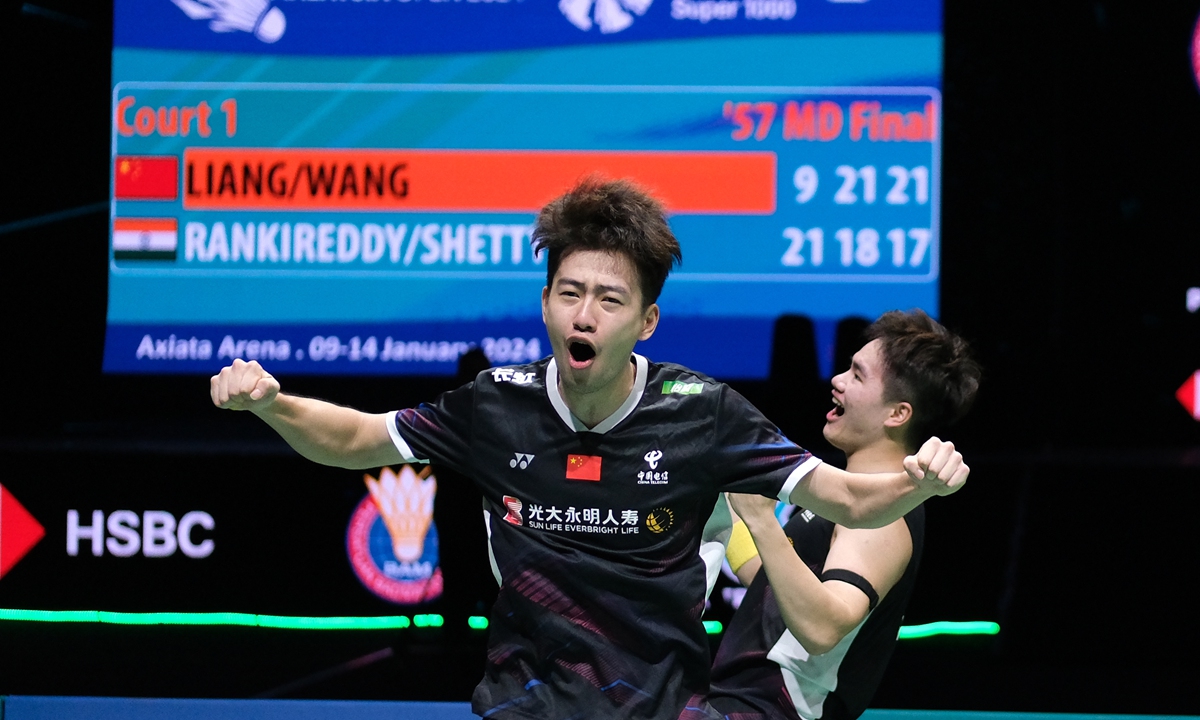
<box><xmin>559</xmin><ymin>0</ymin><xmax>652</xmax><ymax>33</ymax></box>
<box><xmin>346</xmin><ymin>466</ymin><xmax>443</xmax><ymax>605</ymax></box>
<box><xmin>170</xmin><ymin>0</ymin><xmax>286</xmax><ymax>43</ymax></box>
<box><xmin>366</xmin><ymin>465</ymin><xmax>436</xmax><ymax>563</ymax></box>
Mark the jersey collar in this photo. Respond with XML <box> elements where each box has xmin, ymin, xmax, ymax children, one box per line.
<box><xmin>546</xmin><ymin>353</ymin><xmax>648</xmax><ymax>434</ymax></box>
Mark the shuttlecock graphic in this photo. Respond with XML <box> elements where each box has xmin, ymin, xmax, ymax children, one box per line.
<box><xmin>170</xmin><ymin>0</ymin><xmax>286</xmax><ymax>43</ymax></box>
<box><xmin>365</xmin><ymin>466</ymin><xmax>436</xmax><ymax>563</ymax></box>
<box><xmin>560</xmin><ymin>0</ymin><xmax>652</xmax><ymax>33</ymax></box>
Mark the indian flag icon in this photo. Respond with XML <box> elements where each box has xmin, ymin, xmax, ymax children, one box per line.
<box><xmin>113</xmin><ymin>218</ymin><xmax>178</xmax><ymax>261</ymax></box>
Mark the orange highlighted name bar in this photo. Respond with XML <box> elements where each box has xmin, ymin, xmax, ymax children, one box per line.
<box><xmin>182</xmin><ymin>149</ymin><xmax>776</xmax><ymax>214</ymax></box>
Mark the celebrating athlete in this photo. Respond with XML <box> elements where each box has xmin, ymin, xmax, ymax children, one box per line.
<box><xmin>210</xmin><ymin>179</ymin><xmax>969</xmax><ymax>720</ymax></box>
<box><xmin>710</xmin><ymin>310</ymin><xmax>981</xmax><ymax>720</ymax></box>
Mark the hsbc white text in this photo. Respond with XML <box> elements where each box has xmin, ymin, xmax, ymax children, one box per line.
<box><xmin>66</xmin><ymin>510</ymin><xmax>215</xmax><ymax>559</ymax></box>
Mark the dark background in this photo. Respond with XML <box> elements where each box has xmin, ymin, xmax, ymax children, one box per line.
<box><xmin>1</xmin><ymin>0</ymin><xmax>1198</xmax><ymax>714</ymax></box>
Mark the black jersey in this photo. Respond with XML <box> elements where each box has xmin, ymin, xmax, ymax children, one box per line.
<box><xmin>387</xmin><ymin>354</ymin><xmax>821</xmax><ymax>720</ymax></box>
<box><xmin>708</xmin><ymin>506</ymin><xmax>924</xmax><ymax>720</ymax></box>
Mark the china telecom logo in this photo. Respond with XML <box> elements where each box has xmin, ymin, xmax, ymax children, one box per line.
<box><xmin>559</xmin><ymin>0</ymin><xmax>652</xmax><ymax>33</ymax></box>
<box><xmin>346</xmin><ymin>466</ymin><xmax>443</xmax><ymax>605</ymax></box>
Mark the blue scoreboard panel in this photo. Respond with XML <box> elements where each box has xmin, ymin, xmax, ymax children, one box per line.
<box><xmin>105</xmin><ymin>0</ymin><xmax>942</xmax><ymax>378</ymax></box>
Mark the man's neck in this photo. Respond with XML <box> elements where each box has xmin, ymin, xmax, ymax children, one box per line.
<box><xmin>843</xmin><ymin>440</ymin><xmax>910</xmax><ymax>474</ymax></box>
<box><xmin>559</xmin><ymin>358</ymin><xmax>636</xmax><ymax>429</ymax></box>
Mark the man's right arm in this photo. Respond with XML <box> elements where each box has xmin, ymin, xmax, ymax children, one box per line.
<box><xmin>787</xmin><ymin>437</ymin><xmax>967</xmax><ymax>528</ymax></box>
<box><xmin>211</xmin><ymin>359</ymin><xmax>402</xmax><ymax>470</ymax></box>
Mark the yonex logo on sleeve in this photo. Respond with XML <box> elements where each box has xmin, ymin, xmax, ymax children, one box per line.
<box><xmin>510</xmin><ymin>453</ymin><xmax>535</xmax><ymax>469</ymax></box>
<box><xmin>662</xmin><ymin>381</ymin><xmax>703</xmax><ymax>395</ymax></box>
<box><xmin>492</xmin><ymin>368</ymin><xmax>537</xmax><ymax>385</ymax></box>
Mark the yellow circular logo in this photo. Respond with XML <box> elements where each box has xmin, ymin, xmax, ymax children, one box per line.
<box><xmin>645</xmin><ymin>507</ymin><xmax>674</xmax><ymax>534</ymax></box>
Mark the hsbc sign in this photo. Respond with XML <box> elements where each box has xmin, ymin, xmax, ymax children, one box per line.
<box><xmin>67</xmin><ymin>509</ymin><xmax>215</xmax><ymax>559</ymax></box>
<box><xmin>1</xmin><ymin>486</ymin><xmax>217</xmax><ymax>582</ymax></box>
<box><xmin>0</xmin><ymin>453</ymin><xmax>431</xmax><ymax>614</ymax></box>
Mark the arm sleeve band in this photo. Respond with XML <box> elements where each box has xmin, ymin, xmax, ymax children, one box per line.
<box><xmin>384</xmin><ymin>411</ymin><xmax>423</xmax><ymax>464</ymax></box>
<box><xmin>725</xmin><ymin>520</ymin><xmax>760</xmax><ymax>574</ymax></box>
<box><xmin>820</xmin><ymin>568</ymin><xmax>879</xmax><ymax>611</ymax></box>
<box><xmin>778</xmin><ymin>456</ymin><xmax>823</xmax><ymax>502</ymax></box>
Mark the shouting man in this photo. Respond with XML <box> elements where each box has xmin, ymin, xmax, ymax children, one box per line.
<box><xmin>711</xmin><ymin>310</ymin><xmax>981</xmax><ymax>720</ymax></box>
<box><xmin>211</xmin><ymin>180</ymin><xmax>969</xmax><ymax>720</ymax></box>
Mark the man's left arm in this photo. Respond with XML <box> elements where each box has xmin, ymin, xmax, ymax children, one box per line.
<box><xmin>729</xmin><ymin>493</ymin><xmax>912</xmax><ymax>656</ymax></box>
<box><xmin>787</xmin><ymin>438</ymin><xmax>968</xmax><ymax>529</ymax></box>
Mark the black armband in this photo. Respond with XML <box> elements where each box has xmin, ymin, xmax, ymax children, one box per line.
<box><xmin>820</xmin><ymin>568</ymin><xmax>879</xmax><ymax>611</ymax></box>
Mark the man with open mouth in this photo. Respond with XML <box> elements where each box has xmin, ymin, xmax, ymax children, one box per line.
<box><xmin>711</xmin><ymin>310</ymin><xmax>980</xmax><ymax>720</ymax></box>
<box><xmin>210</xmin><ymin>178</ymin><xmax>969</xmax><ymax>720</ymax></box>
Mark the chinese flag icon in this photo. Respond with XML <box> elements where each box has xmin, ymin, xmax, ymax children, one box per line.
<box><xmin>115</xmin><ymin>156</ymin><xmax>179</xmax><ymax>200</ymax></box>
<box><xmin>566</xmin><ymin>455</ymin><xmax>602</xmax><ymax>482</ymax></box>
<box><xmin>0</xmin><ymin>484</ymin><xmax>45</xmax><ymax>580</ymax></box>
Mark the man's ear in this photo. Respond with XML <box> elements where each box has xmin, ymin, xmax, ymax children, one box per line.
<box><xmin>639</xmin><ymin>303</ymin><xmax>660</xmax><ymax>341</ymax></box>
<box><xmin>541</xmin><ymin>286</ymin><xmax>550</xmax><ymax>325</ymax></box>
<box><xmin>884</xmin><ymin>401</ymin><xmax>913</xmax><ymax>429</ymax></box>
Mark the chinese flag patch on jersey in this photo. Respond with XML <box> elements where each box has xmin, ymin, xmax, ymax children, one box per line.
<box><xmin>566</xmin><ymin>454</ymin><xmax>602</xmax><ymax>481</ymax></box>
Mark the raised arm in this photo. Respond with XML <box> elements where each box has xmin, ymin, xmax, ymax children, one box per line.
<box><xmin>210</xmin><ymin>359</ymin><xmax>401</xmax><ymax>469</ymax></box>
<box><xmin>788</xmin><ymin>438</ymin><xmax>968</xmax><ymax>528</ymax></box>
<box><xmin>728</xmin><ymin>493</ymin><xmax>912</xmax><ymax>656</ymax></box>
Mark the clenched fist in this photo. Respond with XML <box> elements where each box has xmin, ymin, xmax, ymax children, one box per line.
<box><xmin>210</xmin><ymin>359</ymin><xmax>281</xmax><ymax>412</ymax></box>
<box><xmin>902</xmin><ymin>437</ymin><xmax>969</xmax><ymax>497</ymax></box>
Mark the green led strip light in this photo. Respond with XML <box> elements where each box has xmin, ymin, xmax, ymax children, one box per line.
<box><xmin>0</xmin><ymin>609</ymin><xmax>415</xmax><ymax>630</ymax></box>
<box><xmin>897</xmin><ymin>621</ymin><xmax>1000</xmax><ymax>639</ymax></box>
<box><xmin>412</xmin><ymin>614</ymin><xmax>444</xmax><ymax>628</ymax></box>
<box><xmin>0</xmin><ymin>610</ymin><xmax>997</xmax><ymax>638</ymax></box>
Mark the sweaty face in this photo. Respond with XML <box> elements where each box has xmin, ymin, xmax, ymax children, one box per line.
<box><xmin>541</xmin><ymin>250</ymin><xmax>658</xmax><ymax>400</ymax></box>
<box><xmin>823</xmin><ymin>339</ymin><xmax>901</xmax><ymax>453</ymax></box>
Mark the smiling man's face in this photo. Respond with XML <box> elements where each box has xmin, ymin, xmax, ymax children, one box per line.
<box><xmin>541</xmin><ymin>249</ymin><xmax>659</xmax><ymax>406</ymax></box>
<box><xmin>823</xmin><ymin>339</ymin><xmax>908</xmax><ymax>454</ymax></box>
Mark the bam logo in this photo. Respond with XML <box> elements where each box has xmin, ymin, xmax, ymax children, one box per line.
<box><xmin>0</xmin><ymin>485</ymin><xmax>45</xmax><ymax>580</ymax></box>
<box><xmin>559</xmin><ymin>0</ymin><xmax>652</xmax><ymax>33</ymax></box>
<box><xmin>347</xmin><ymin>465</ymin><xmax>444</xmax><ymax>605</ymax></box>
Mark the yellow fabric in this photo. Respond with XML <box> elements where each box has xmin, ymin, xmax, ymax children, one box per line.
<box><xmin>725</xmin><ymin>520</ymin><xmax>760</xmax><ymax>573</ymax></box>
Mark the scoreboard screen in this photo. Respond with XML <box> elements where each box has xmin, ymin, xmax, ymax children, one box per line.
<box><xmin>105</xmin><ymin>0</ymin><xmax>942</xmax><ymax>378</ymax></box>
